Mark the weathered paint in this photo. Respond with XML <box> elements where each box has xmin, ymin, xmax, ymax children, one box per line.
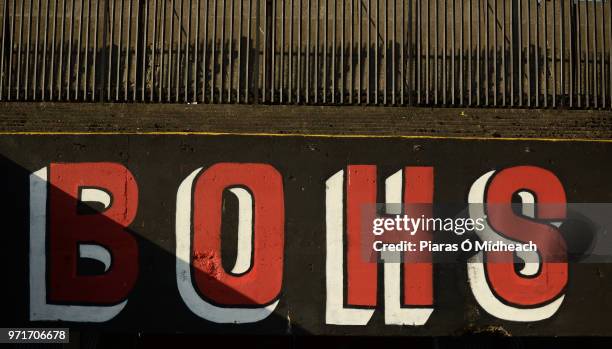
<box><xmin>1</xmin><ymin>133</ymin><xmax>611</xmax><ymax>335</ymax></box>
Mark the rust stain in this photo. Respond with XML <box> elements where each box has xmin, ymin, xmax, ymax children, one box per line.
<box><xmin>193</xmin><ymin>251</ymin><xmax>223</xmax><ymax>278</ymax></box>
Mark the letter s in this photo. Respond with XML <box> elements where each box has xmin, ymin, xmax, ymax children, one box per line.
<box><xmin>467</xmin><ymin>166</ymin><xmax>567</xmax><ymax>322</ymax></box>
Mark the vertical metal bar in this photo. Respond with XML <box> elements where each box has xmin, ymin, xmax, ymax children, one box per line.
<box><xmin>509</xmin><ymin>0</ymin><xmax>514</xmax><ymax>106</ymax></box>
<box><xmin>608</xmin><ymin>0</ymin><xmax>612</xmax><ymax>108</ymax></box>
<box><xmin>24</xmin><ymin>0</ymin><xmax>33</xmax><ymax>100</ymax></box>
<box><xmin>359</xmin><ymin>0</ymin><xmax>364</xmax><ymax>105</ymax></box>
<box><xmin>228</xmin><ymin>0</ymin><xmax>234</xmax><ymax>103</ymax></box>
<box><xmin>225</xmin><ymin>0</ymin><xmax>235</xmax><ymax>103</ymax></box>
<box><xmin>262</xmin><ymin>0</ymin><xmax>266</xmax><ymax>102</ymax></box>
<box><xmin>401</xmin><ymin>0</ymin><xmax>405</xmax><ymax>104</ymax></box>
<box><xmin>526</xmin><ymin>0</ymin><xmax>531</xmax><ymax>106</ymax></box>
<box><xmin>485</xmin><ymin>0</ymin><xmax>489</xmax><ymax>105</ymax></box>
<box><xmin>426</xmin><ymin>0</ymin><xmax>429</xmax><ymax>105</ymax></box>
<box><xmin>560</xmin><ymin>0</ymin><xmax>565</xmax><ymax>106</ymax></box>
<box><xmin>237</xmin><ymin>0</ymin><xmax>243</xmax><ymax>102</ymax></box>
<box><xmin>543</xmin><ymin>0</ymin><xmax>548</xmax><ymax>107</ymax></box>
<box><xmin>16</xmin><ymin>0</ymin><xmax>24</xmax><ymax>100</ymax></box>
<box><xmin>451</xmin><ymin>0</ymin><xmax>455</xmax><ymax>105</ymax></box>
<box><xmin>600</xmin><ymin>0</ymin><xmax>605</xmax><ymax>108</ymax></box>
<box><xmin>585</xmin><ymin>0</ymin><xmax>591</xmax><ymax>107</ymax></box>
<box><xmin>176</xmin><ymin>0</ymin><xmax>183</xmax><ymax>102</ymax></box>
<box><xmin>49</xmin><ymin>0</ymin><xmax>58</xmax><ymax>100</ymax></box>
<box><xmin>274</xmin><ymin>0</ymin><xmax>286</xmax><ymax>103</ymax></box>
<box><xmin>210</xmin><ymin>0</ymin><xmax>216</xmax><ymax>102</ymax></box>
<box><xmin>115</xmin><ymin>0</ymin><xmax>123</xmax><ymax>101</ymax></box>
<box><xmin>7</xmin><ymin>0</ymin><xmax>15</xmax><ymax>100</ymax></box>
<box><xmin>367</xmin><ymin>0</ymin><xmax>371</xmax><ymax>104</ymax></box>
<box><xmin>435</xmin><ymin>0</ymin><xmax>439</xmax><ymax>105</ymax></box>
<box><xmin>84</xmin><ymin>0</ymin><xmax>91</xmax><ymax>99</ymax></box>
<box><xmin>576</xmin><ymin>0</ymin><xmax>581</xmax><ymax>107</ymax></box>
<box><xmin>184</xmin><ymin>0</ymin><xmax>191</xmax><ymax>102</ymax></box>
<box><xmin>66</xmin><ymin>0</ymin><xmax>74</xmax><ymax>100</ymax></box>
<box><xmin>279</xmin><ymin>0</ymin><xmax>284</xmax><ymax>103</ymax></box>
<box><xmin>591</xmin><ymin>0</ymin><xmax>597</xmax><ymax>108</ymax></box>
<box><xmin>220</xmin><ymin>0</ymin><xmax>225</xmax><ymax>103</ymax></box>
<box><xmin>33</xmin><ymin>0</ymin><xmax>41</xmax><ymax>99</ymax></box>
<box><xmin>270</xmin><ymin>0</ymin><xmax>275</xmax><ymax>103</ymax></box>
<box><xmin>100</xmin><ymin>0</ymin><xmax>109</xmax><ymax>100</ymax></box>
<box><xmin>0</xmin><ymin>0</ymin><xmax>9</xmax><ymax>99</ymax></box>
<box><xmin>517</xmin><ymin>0</ymin><xmax>522</xmax><ymax>106</ymax></box>
<box><xmin>168</xmin><ymin>0</ymin><xmax>175</xmax><ymax>101</ymax></box>
<box><xmin>467</xmin><ymin>0</ymin><xmax>471</xmax><ymax>106</ymax></box>
<box><xmin>400</xmin><ymin>0</ymin><xmax>405</xmax><ymax>105</ymax></box>
<box><xmin>300</xmin><ymin>0</ymin><xmax>312</xmax><ymax>103</ymax></box>
<box><xmin>583</xmin><ymin>0</ymin><xmax>589</xmax><ymax>107</ymax></box>
<box><xmin>315</xmin><ymin>0</ymin><xmax>320</xmax><ymax>103</ymax></box>
<box><xmin>324</xmin><ymin>0</ymin><xmax>328</xmax><ymax>104</ymax></box>
<box><xmin>419</xmin><ymin>0</ymin><xmax>425</xmax><ymax>104</ymax></box>
<box><xmin>74</xmin><ymin>0</ymin><xmax>83</xmax><ymax>100</ymax></box>
<box><xmin>141</xmin><ymin>0</ymin><xmax>148</xmax><ymax>101</ymax></box>
<box><xmin>519</xmin><ymin>0</ymin><xmax>532</xmax><ymax>107</ymax></box>
<box><xmin>458</xmin><ymin>0</ymin><xmax>462</xmax><ymax>105</ymax></box>
<box><xmin>569</xmin><ymin>0</ymin><xmax>573</xmax><ymax>107</ymax></box>
<box><xmin>476</xmin><ymin>0</ymin><xmax>480</xmax><ymax>105</ymax></box>
<box><xmin>0</xmin><ymin>0</ymin><xmax>7</xmax><ymax>101</ymax></box>
<box><xmin>4</xmin><ymin>1</ymin><xmax>10</xmax><ymax>98</ymax></box>
<box><xmin>28</xmin><ymin>0</ymin><xmax>35</xmax><ymax>99</ymax></box>
<box><xmin>609</xmin><ymin>0</ymin><xmax>612</xmax><ymax>107</ymax></box>
<box><xmin>0</xmin><ymin>0</ymin><xmax>8</xmax><ymax>101</ymax></box>
<box><xmin>152</xmin><ymin>0</ymin><xmax>159</xmax><ymax>101</ymax></box>
<box><xmin>384</xmin><ymin>0</ymin><xmax>388</xmax><ymax>105</ymax></box>
<box><xmin>127</xmin><ymin>0</ymin><xmax>133</xmax><ymax>101</ymax></box>
<box><xmin>535</xmin><ymin>0</ymin><xmax>540</xmax><ymax>107</ymax></box>
<box><xmin>192</xmin><ymin>0</ymin><xmax>199</xmax><ymax>101</ymax></box>
<box><xmin>493</xmin><ymin>0</ymin><xmax>497</xmax><ymax>106</ymax></box>
<box><xmin>43</xmin><ymin>0</ymin><xmax>51</xmax><ymax>100</ymax></box>
<box><xmin>201</xmin><ymin>0</ymin><xmax>208</xmax><ymax>102</ymax></box>
<box><xmin>552</xmin><ymin>0</ymin><xmax>556</xmax><ymax>107</ymax></box>
<box><xmin>160</xmin><ymin>0</ymin><xmax>166</xmax><ymax>101</ymax></box>
<box><xmin>289</xmin><ymin>0</ymin><xmax>293</xmax><ymax>103</ymax></box>
<box><xmin>246</xmin><ymin>0</ymin><xmax>252</xmax><ymax>103</ymax></box>
<box><xmin>112</xmin><ymin>0</ymin><xmax>123</xmax><ymax>101</ymax></box>
<box><xmin>341</xmin><ymin>0</ymin><xmax>345</xmax><ymax>104</ymax></box>
<box><xmin>58</xmin><ymin>0</ymin><xmax>66</xmax><ymax>100</ymax></box>
<box><xmin>135</xmin><ymin>0</ymin><xmax>140</xmax><ymax>101</ymax></box>
<box><xmin>350</xmin><ymin>0</ymin><xmax>354</xmax><ymax>104</ymax></box>
<box><xmin>297</xmin><ymin>0</ymin><xmax>302</xmax><ymax>103</ymax></box>
<box><xmin>161</xmin><ymin>0</ymin><xmax>168</xmax><ymax>102</ymax></box>
<box><xmin>0</xmin><ymin>0</ymin><xmax>6</xmax><ymax>100</ymax></box>
<box><xmin>375</xmin><ymin>0</ymin><xmax>379</xmax><ymax>104</ymax></box>
<box><xmin>501</xmin><ymin>0</ymin><xmax>505</xmax><ymax>106</ymax></box>
<box><xmin>408</xmin><ymin>0</ymin><xmax>413</xmax><ymax>104</ymax></box>
<box><xmin>443</xmin><ymin>0</ymin><xmax>448</xmax><ymax>105</ymax></box>
<box><xmin>92</xmin><ymin>0</ymin><xmax>98</xmax><ymax>100</ymax></box>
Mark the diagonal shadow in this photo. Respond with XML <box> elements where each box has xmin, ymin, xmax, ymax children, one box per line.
<box><xmin>0</xmin><ymin>151</ymin><xmax>309</xmax><ymax>343</ymax></box>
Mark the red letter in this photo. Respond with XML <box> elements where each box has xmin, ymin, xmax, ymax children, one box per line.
<box><xmin>346</xmin><ymin>165</ymin><xmax>379</xmax><ymax>307</ymax></box>
<box><xmin>403</xmin><ymin>167</ymin><xmax>434</xmax><ymax>307</ymax></box>
<box><xmin>48</xmin><ymin>163</ymin><xmax>139</xmax><ymax>304</ymax></box>
<box><xmin>191</xmin><ymin>163</ymin><xmax>284</xmax><ymax>306</ymax></box>
<box><xmin>486</xmin><ymin>166</ymin><xmax>567</xmax><ymax>306</ymax></box>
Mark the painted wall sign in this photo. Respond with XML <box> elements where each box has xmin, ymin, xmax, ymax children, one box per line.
<box><xmin>1</xmin><ymin>134</ymin><xmax>611</xmax><ymax>336</ymax></box>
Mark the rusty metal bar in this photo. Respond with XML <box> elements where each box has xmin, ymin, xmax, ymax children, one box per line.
<box><xmin>1</xmin><ymin>0</ymin><xmax>7</xmax><ymax>100</ymax></box>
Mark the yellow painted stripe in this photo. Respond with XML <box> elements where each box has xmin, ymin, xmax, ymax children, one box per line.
<box><xmin>0</xmin><ymin>131</ymin><xmax>610</xmax><ymax>143</ymax></box>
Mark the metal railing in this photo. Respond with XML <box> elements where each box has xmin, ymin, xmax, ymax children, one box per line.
<box><xmin>1</xmin><ymin>0</ymin><xmax>611</xmax><ymax>108</ymax></box>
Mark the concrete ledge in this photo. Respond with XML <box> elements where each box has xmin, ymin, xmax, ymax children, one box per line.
<box><xmin>0</xmin><ymin>103</ymin><xmax>611</xmax><ymax>139</ymax></box>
